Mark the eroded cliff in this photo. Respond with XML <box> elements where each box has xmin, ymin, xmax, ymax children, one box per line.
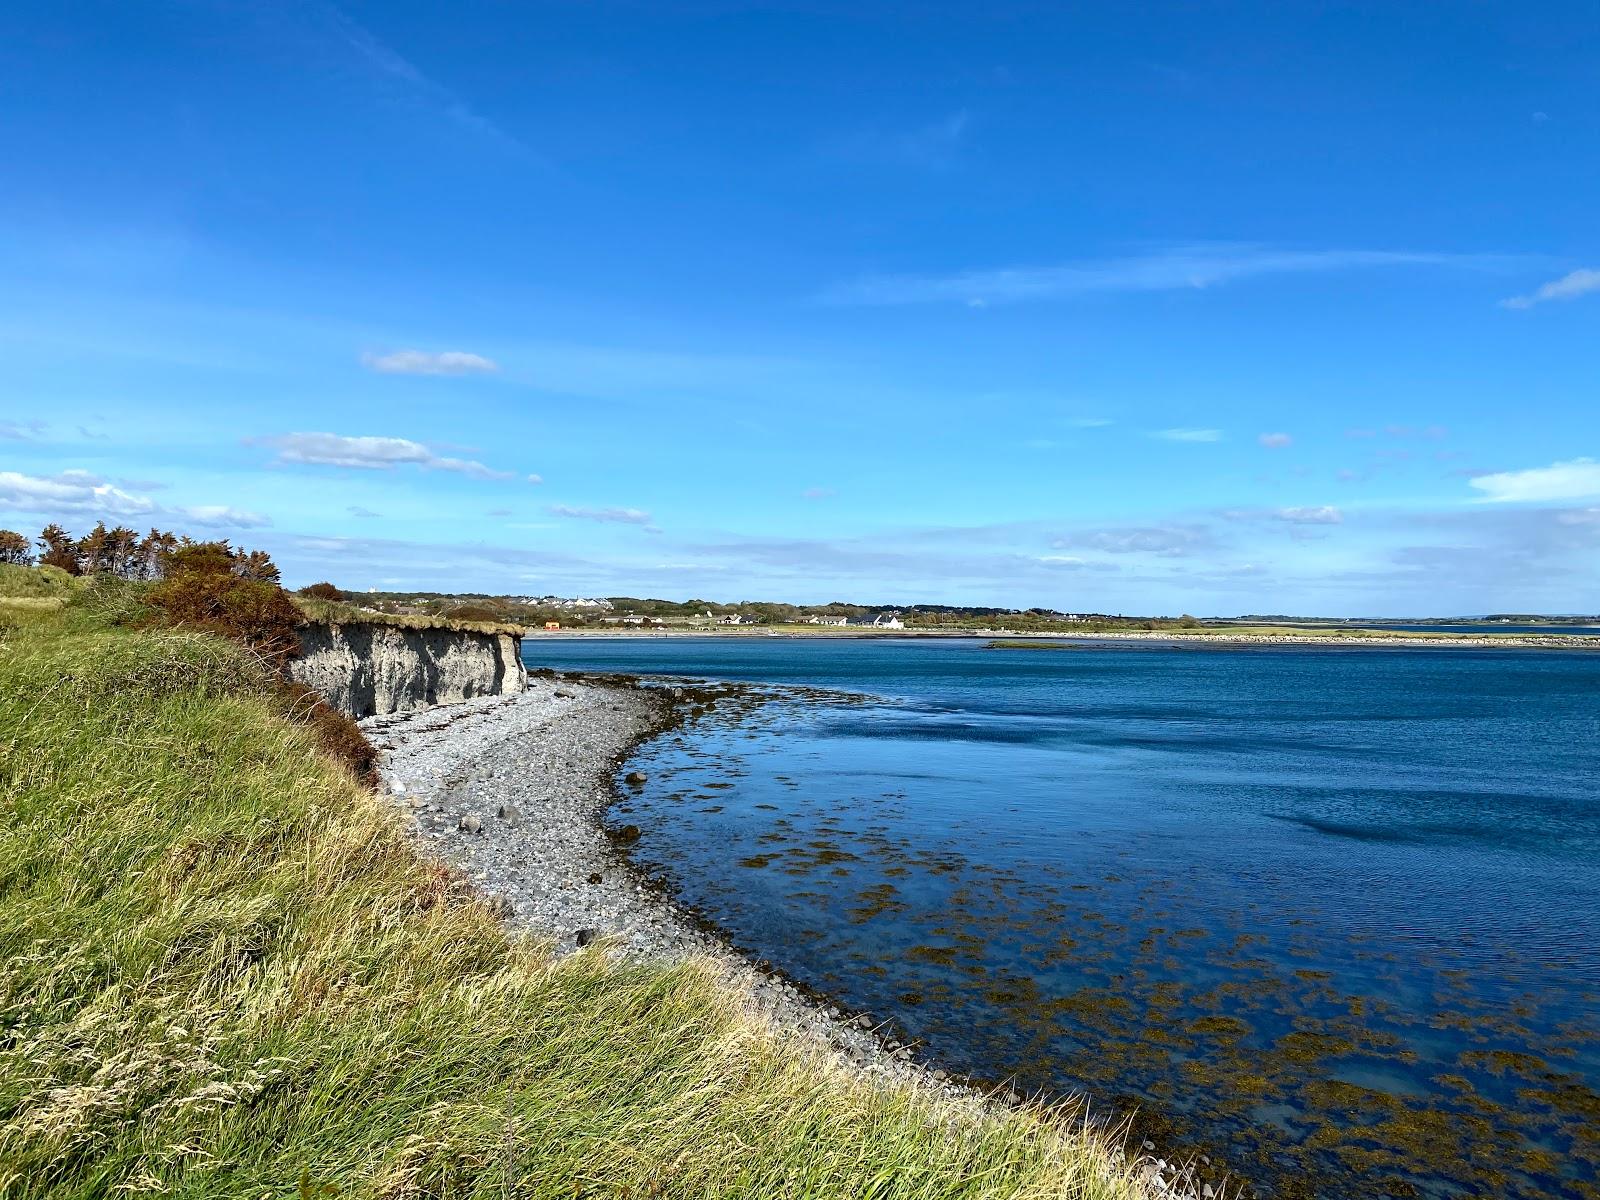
<box><xmin>289</xmin><ymin>621</ymin><xmax>526</xmax><ymax>717</ymax></box>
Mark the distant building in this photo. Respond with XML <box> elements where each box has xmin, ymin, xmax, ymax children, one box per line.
<box><xmin>847</xmin><ymin>612</ymin><xmax>905</xmax><ymax>630</ymax></box>
<box><xmin>544</xmin><ymin>621</ymin><xmax>561</xmax><ymax>630</ymax></box>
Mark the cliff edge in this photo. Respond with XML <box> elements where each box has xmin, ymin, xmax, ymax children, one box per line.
<box><xmin>289</xmin><ymin>620</ymin><xmax>526</xmax><ymax>717</ymax></box>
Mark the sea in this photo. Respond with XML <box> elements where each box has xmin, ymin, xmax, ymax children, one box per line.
<box><xmin>523</xmin><ymin>636</ymin><xmax>1600</xmax><ymax>1199</ymax></box>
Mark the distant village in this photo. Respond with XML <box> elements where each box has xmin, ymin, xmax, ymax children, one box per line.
<box><xmin>353</xmin><ymin>589</ymin><xmax>1120</xmax><ymax>634</ymax></box>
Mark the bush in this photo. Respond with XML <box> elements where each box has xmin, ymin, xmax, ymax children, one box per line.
<box><xmin>146</xmin><ymin>543</ymin><xmax>303</xmax><ymax>669</ymax></box>
<box><xmin>298</xmin><ymin>581</ymin><xmax>348</xmax><ymax>602</ymax></box>
<box><xmin>443</xmin><ymin>602</ymin><xmax>503</xmax><ymax>622</ymax></box>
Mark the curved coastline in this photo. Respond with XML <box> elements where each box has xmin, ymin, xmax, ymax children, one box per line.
<box><xmin>360</xmin><ymin>672</ymin><xmax>1215</xmax><ymax>1200</ymax></box>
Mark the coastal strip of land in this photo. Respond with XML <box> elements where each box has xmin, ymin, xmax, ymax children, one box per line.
<box><xmin>0</xmin><ymin>595</ymin><xmax>1168</xmax><ymax>1198</ymax></box>
<box><xmin>530</xmin><ymin>625</ymin><xmax>1600</xmax><ymax>649</ymax></box>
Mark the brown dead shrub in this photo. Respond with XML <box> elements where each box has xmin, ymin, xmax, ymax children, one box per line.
<box><xmin>277</xmin><ymin>681</ymin><xmax>378</xmax><ymax>787</ymax></box>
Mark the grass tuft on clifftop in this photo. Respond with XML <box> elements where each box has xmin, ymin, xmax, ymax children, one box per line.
<box><xmin>0</xmin><ymin>592</ymin><xmax>1145</xmax><ymax>1199</ymax></box>
<box><xmin>293</xmin><ymin>594</ymin><xmax>526</xmax><ymax>637</ymax></box>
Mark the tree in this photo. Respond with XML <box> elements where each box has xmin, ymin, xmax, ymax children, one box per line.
<box><xmin>76</xmin><ymin>523</ymin><xmax>113</xmax><ymax>575</ymax></box>
<box><xmin>135</xmin><ymin>528</ymin><xmax>178</xmax><ymax>580</ymax></box>
<box><xmin>0</xmin><ymin>530</ymin><xmax>32</xmax><ymax>566</ymax></box>
<box><xmin>234</xmin><ymin>549</ymin><xmax>280</xmax><ymax>584</ymax></box>
<box><xmin>299</xmin><ymin>581</ymin><xmax>348</xmax><ymax>602</ymax></box>
<box><xmin>36</xmin><ymin>524</ymin><xmax>80</xmax><ymax>574</ymax></box>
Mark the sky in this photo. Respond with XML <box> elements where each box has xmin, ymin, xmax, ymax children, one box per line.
<box><xmin>2</xmin><ymin>1</ymin><xmax>1597</xmax><ymax>615</ymax></box>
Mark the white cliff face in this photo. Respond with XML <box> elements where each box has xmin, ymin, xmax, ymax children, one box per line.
<box><xmin>288</xmin><ymin>622</ymin><xmax>526</xmax><ymax>718</ymax></box>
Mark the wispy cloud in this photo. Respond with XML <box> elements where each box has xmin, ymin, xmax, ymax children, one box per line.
<box><xmin>1470</xmin><ymin>458</ymin><xmax>1600</xmax><ymax>503</ymax></box>
<box><xmin>1052</xmin><ymin>524</ymin><xmax>1215</xmax><ymax>557</ymax></box>
<box><xmin>361</xmin><ymin>349</ymin><xmax>499</xmax><ymax>375</ymax></box>
<box><xmin>0</xmin><ymin>420</ymin><xmax>46</xmax><ymax>441</ymax></box>
<box><xmin>1259</xmin><ymin>432</ymin><xmax>1293</xmax><ymax>449</ymax></box>
<box><xmin>1501</xmin><ymin>268</ymin><xmax>1600</xmax><ymax>310</ymax></box>
<box><xmin>253</xmin><ymin>432</ymin><xmax>513</xmax><ymax>479</ymax></box>
<box><xmin>802</xmin><ymin>487</ymin><xmax>837</xmax><ymax>500</ymax></box>
<box><xmin>547</xmin><ymin>504</ymin><xmax>654</xmax><ymax>526</ymax></box>
<box><xmin>526</xmin><ymin>473</ymin><xmax>544</xmax><ymax>485</ymax></box>
<box><xmin>832</xmin><ymin>109</ymin><xmax>972</xmax><ymax>170</ymax></box>
<box><xmin>1152</xmin><ymin>427</ymin><xmax>1223</xmax><ymax>443</ymax></box>
<box><xmin>318</xmin><ymin>3</ymin><xmax>525</xmax><ymax>154</ymax></box>
<box><xmin>1275</xmin><ymin>506</ymin><xmax>1342</xmax><ymax>525</ymax></box>
<box><xmin>824</xmin><ymin>244</ymin><xmax>1521</xmax><ymax>307</ymax></box>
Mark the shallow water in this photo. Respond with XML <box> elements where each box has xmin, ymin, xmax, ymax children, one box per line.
<box><xmin>524</xmin><ymin>637</ymin><xmax>1600</xmax><ymax>1199</ymax></box>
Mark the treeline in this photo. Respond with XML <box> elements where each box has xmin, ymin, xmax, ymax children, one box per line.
<box><xmin>0</xmin><ymin>521</ymin><xmax>278</xmax><ymax>584</ymax></box>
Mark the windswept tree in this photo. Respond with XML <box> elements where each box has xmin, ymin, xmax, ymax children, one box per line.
<box><xmin>135</xmin><ymin>528</ymin><xmax>179</xmax><ymax>580</ymax></box>
<box><xmin>0</xmin><ymin>529</ymin><xmax>33</xmax><ymax>566</ymax></box>
<box><xmin>75</xmin><ymin>523</ymin><xmax>143</xmax><ymax>577</ymax></box>
<box><xmin>234</xmin><ymin>548</ymin><xmax>280</xmax><ymax>584</ymax></box>
<box><xmin>36</xmin><ymin>524</ymin><xmax>80</xmax><ymax>574</ymax></box>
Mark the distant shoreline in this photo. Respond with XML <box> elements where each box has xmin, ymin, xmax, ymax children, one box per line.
<box><xmin>525</xmin><ymin>627</ymin><xmax>1600</xmax><ymax>650</ymax></box>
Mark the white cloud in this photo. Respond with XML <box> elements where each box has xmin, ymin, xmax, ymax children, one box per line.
<box><xmin>1152</xmin><ymin>428</ymin><xmax>1223</xmax><ymax>443</ymax></box>
<box><xmin>547</xmin><ymin>504</ymin><xmax>653</xmax><ymax>526</ymax></box>
<box><xmin>0</xmin><ymin>469</ymin><xmax>157</xmax><ymax>517</ymax></box>
<box><xmin>179</xmin><ymin>505</ymin><xmax>272</xmax><ymax>529</ymax></box>
<box><xmin>254</xmin><ymin>432</ymin><xmax>513</xmax><ymax>479</ymax></box>
<box><xmin>361</xmin><ymin>349</ymin><xmax>499</xmax><ymax>375</ymax></box>
<box><xmin>1501</xmin><ymin>268</ymin><xmax>1600</xmax><ymax>310</ymax></box>
<box><xmin>526</xmin><ymin>473</ymin><xmax>544</xmax><ymax>485</ymax></box>
<box><xmin>1066</xmin><ymin>416</ymin><xmax>1114</xmax><ymax>428</ymax></box>
<box><xmin>1259</xmin><ymin>432</ymin><xmax>1293</xmax><ymax>449</ymax></box>
<box><xmin>802</xmin><ymin>487</ymin><xmax>837</xmax><ymax>500</ymax></box>
<box><xmin>0</xmin><ymin>470</ymin><xmax>268</xmax><ymax>529</ymax></box>
<box><xmin>825</xmin><ymin>244</ymin><xmax>1523</xmax><ymax>307</ymax></box>
<box><xmin>1469</xmin><ymin>458</ymin><xmax>1600</xmax><ymax>503</ymax></box>
<box><xmin>1275</xmin><ymin>506</ymin><xmax>1342</xmax><ymax>525</ymax></box>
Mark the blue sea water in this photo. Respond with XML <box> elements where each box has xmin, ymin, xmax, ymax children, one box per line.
<box><xmin>523</xmin><ymin>637</ymin><xmax>1600</xmax><ymax>1199</ymax></box>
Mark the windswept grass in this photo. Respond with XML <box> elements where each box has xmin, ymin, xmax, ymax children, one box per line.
<box><xmin>0</xmin><ymin>603</ymin><xmax>1146</xmax><ymax>1199</ymax></box>
<box><xmin>0</xmin><ymin>564</ymin><xmax>77</xmax><ymax>603</ymax></box>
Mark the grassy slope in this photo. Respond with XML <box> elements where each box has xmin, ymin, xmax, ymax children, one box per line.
<box><xmin>0</xmin><ymin>598</ymin><xmax>1143</xmax><ymax>1199</ymax></box>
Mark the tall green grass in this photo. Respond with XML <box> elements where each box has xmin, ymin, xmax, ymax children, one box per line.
<box><xmin>0</xmin><ymin>600</ymin><xmax>1145</xmax><ymax>1199</ymax></box>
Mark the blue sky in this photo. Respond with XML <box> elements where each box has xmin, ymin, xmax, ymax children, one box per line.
<box><xmin>2</xmin><ymin>1</ymin><xmax>1597</xmax><ymax>614</ymax></box>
